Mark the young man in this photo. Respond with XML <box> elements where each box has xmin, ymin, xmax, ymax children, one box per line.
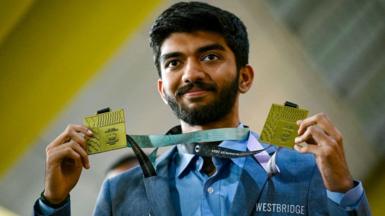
<box><xmin>34</xmin><ymin>2</ymin><xmax>371</xmax><ymax>215</ymax></box>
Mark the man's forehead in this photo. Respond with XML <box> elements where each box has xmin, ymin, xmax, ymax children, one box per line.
<box><xmin>159</xmin><ymin>31</ymin><xmax>228</xmax><ymax>57</ymax></box>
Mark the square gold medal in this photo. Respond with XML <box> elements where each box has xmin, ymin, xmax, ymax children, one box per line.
<box><xmin>84</xmin><ymin>109</ymin><xmax>127</xmax><ymax>154</ymax></box>
<box><xmin>259</xmin><ymin>104</ymin><xmax>308</xmax><ymax>148</ymax></box>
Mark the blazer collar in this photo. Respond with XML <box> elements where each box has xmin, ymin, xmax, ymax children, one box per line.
<box><xmin>143</xmin><ymin>146</ymin><xmax>178</xmax><ymax>216</ymax></box>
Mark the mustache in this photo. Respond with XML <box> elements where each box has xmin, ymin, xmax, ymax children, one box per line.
<box><xmin>176</xmin><ymin>81</ymin><xmax>217</xmax><ymax>96</ymax></box>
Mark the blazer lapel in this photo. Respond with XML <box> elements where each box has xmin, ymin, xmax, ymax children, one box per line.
<box><xmin>229</xmin><ymin>155</ymin><xmax>269</xmax><ymax>216</ymax></box>
<box><xmin>143</xmin><ymin>176</ymin><xmax>176</xmax><ymax>216</ymax></box>
<box><xmin>143</xmin><ymin>147</ymin><xmax>177</xmax><ymax>216</ymax></box>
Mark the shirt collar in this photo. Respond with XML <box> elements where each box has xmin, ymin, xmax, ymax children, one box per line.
<box><xmin>175</xmin><ymin>144</ymin><xmax>196</xmax><ymax>177</ymax></box>
<box><xmin>171</xmin><ymin>124</ymin><xmax>279</xmax><ymax>177</ymax></box>
<box><xmin>174</xmin><ymin>124</ymin><xmax>247</xmax><ymax>177</ymax></box>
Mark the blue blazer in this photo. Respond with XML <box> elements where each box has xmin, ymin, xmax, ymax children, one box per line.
<box><xmin>34</xmin><ymin>144</ymin><xmax>371</xmax><ymax>215</ymax></box>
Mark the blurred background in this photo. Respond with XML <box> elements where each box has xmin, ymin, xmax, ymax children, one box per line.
<box><xmin>0</xmin><ymin>0</ymin><xmax>384</xmax><ymax>215</ymax></box>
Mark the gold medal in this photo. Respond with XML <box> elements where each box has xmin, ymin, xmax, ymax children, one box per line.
<box><xmin>260</xmin><ymin>103</ymin><xmax>308</xmax><ymax>148</ymax></box>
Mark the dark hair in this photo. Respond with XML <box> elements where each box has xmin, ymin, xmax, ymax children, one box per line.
<box><xmin>149</xmin><ymin>1</ymin><xmax>249</xmax><ymax>77</ymax></box>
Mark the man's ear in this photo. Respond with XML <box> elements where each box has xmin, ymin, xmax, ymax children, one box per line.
<box><xmin>238</xmin><ymin>65</ymin><xmax>254</xmax><ymax>93</ymax></box>
<box><xmin>157</xmin><ymin>79</ymin><xmax>168</xmax><ymax>104</ymax></box>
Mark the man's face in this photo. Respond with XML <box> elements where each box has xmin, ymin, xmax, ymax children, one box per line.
<box><xmin>157</xmin><ymin>31</ymin><xmax>240</xmax><ymax>125</ymax></box>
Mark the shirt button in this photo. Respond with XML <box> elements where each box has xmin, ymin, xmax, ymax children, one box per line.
<box><xmin>207</xmin><ymin>187</ymin><xmax>214</xmax><ymax>193</ymax></box>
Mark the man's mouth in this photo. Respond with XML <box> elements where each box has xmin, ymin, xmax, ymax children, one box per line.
<box><xmin>176</xmin><ymin>82</ymin><xmax>217</xmax><ymax>97</ymax></box>
<box><xmin>183</xmin><ymin>88</ymin><xmax>208</xmax><ymax>97</ymax></box>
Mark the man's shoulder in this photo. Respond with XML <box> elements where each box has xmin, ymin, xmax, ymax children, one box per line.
<box><xmin>106</xmin><ymin>166</ymin><xmax>144</xmax><ymax>190</ymax></box>
<box><xmin>107</xmin><ymin>146</ymin><xmax>178</xmax><ymax>185</ymax></box>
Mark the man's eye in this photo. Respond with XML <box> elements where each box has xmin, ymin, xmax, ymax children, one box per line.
<box><xmin>202</xmin><ymin>54</ymin><xmax>219</xmax><ymax>61</ymax></box>
<box><xmin>165</xmin><ymin>60</ymin><xmax>180</xmax><ymax>69</ymax></box>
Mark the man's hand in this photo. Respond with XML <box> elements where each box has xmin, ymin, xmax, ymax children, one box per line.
<box><xmin>294</xmin><ymin>113</ymin><xmax>354</xmax><ymax>193</ymax></box>
<box><xmin>43</xmin><ymin>124</ymin><xmax>92</xmax><ymax>204</ymax></box>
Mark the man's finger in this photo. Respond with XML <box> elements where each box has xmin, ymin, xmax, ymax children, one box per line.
<box><xmin>298</xmin><ymin>113</ymin><xmax>342</xmax><ymax>143</ymax></box>
<box><xmin>313</xmin><ymin>116</ymin><xmax>343</xmax><ymax>144</ymax></box>
<box><xmin>50</xmin><ymin>124</ymin><xmax>92</xmax><ymax>148</ymax></box>
<box><xmin>294</xmin><ymin>143</ymin><xmax>318</xmax><ymax>154</ymax></box>
<box><xmin>294</xmin><ymin>125</ymin><xmax>328</xmax><ymax>154</ymax></box>
<box><xmin>72</xmin><ymin>124</ymin><xmax>93</xmax><ymax>136</ymax></box>
<box><xmin>53</xmin><ymin>141</ymin><xmax>90</xmax><ymax>169</ymax></box>
<box><xmin>298</xmin><ymin>113</ymin><xmax>331</xmax><ymax>135</ymax></box>
<box><xmin>296</xmin><ymin>125</ymin><xmax>334</xmax><ymax>147</ymax></box>
<box><xmin>297</xmin><ymin>114</ymin><xmax>319</xmax><ymax>135</ymax></box>
<box><xmin>295</xmin><ymin>125</ymin><xmax>319</xmax><ymax>144</ymax></box>
<box><xmin>66</xmin><ymin>141</ymin><xmax>90</xmax><ymax>169</ymax></box>
<box><xmin>68</xmin><ymin>130</ymin><xmax>87</xmax><ymax>150</ymax></box>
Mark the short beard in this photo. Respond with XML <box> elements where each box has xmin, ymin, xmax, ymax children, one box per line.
<box><xmin>164</xmin><ymin>77</ymin><xmax>239</xmax><ymax>126</ymax></box>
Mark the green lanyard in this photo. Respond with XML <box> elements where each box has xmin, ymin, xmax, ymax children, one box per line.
<box><xmin>129</xmin><ymin>127</ymin><xmax>250</xmax><ymax>148</ymax></box>
<box><xmin>126</xmin><ymin>128</ymin><xmax>251</xmax><ymax>178</ymax></box>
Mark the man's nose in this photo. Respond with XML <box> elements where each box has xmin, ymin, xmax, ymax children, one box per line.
<box><xmin>182</xmin><ymin>59</ymin><xmax>206</xmax><ymax>83</ymax></box>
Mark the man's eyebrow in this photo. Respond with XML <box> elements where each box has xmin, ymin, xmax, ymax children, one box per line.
<box><xmin>160</xmin><ymin>52</ymin><xmax>182</xmax><ymax>63</ymax></box>
<box><xmin>197</xmin><ymin>44</ymin><xmax>226</xmax><ymax>53</ymax></box>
